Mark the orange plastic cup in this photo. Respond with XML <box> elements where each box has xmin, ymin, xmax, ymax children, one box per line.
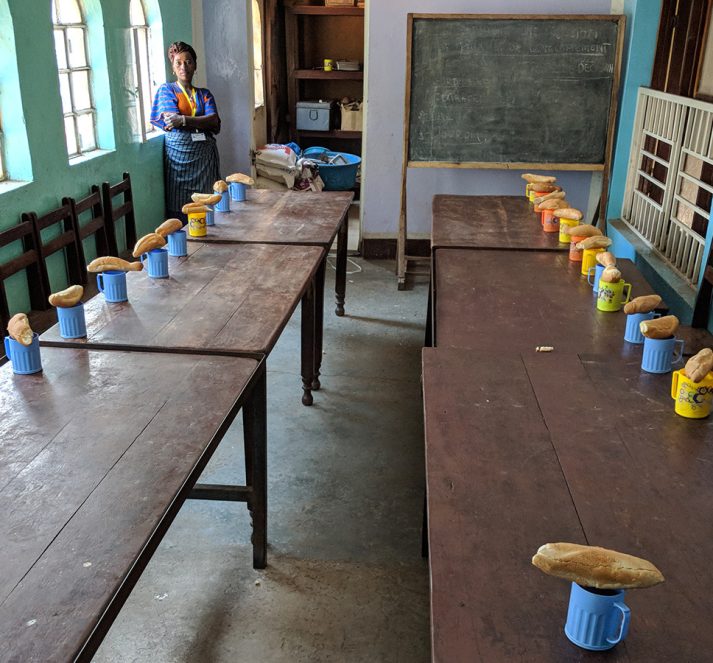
<box><xmin>569</xmin><ymin>235</ymin><xmax>586</xmax><ymax>262</ymax></box>
<box><xmin>542</xmin><ymin>209</ymin><xmax>560</xmax><ymax>233</ymax></box>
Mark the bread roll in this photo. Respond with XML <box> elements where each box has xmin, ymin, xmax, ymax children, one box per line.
<box><xmin>600</xmin><ymin>266</ymin><xmax>622</xmax><ymax>283</ymax></box>
<box><xmin>533</xmin><ymin>190</ymin><xmax>566</xmax><ymax>205</ymax></box>
<box><xmin>530</xmin><ymin>183</ymin><xmax>559</xmax><ymax>194</ymax></box>
<box><xmin>532</xmin><ymin>542</ymin><xmax>664</xmax><ymax>590</ymax></box>
<box><xmin>539</xmin><ymin>199</ymin><xmax>569</xmax><ymax>211</ymax></box>
<box><xmin>576</xmin><ymin>236</ymin><xmax>612</xmax><ymax>251</ymax></box>
<box><xmin>213</xmin><ymin>180</ymin><xmax>228</xmax><ymax>193</ymax></box>
<box><xmin>521</xmin><ymin>173</ymin><xmax>557</xmax><ymax>184</ymax></box>
<box><xmin>87</xmin><ymin>257</ymin><xmax>144</xmax><ymax>273</ymax></box>
<box><xmin>553</xmin><ymin>208</ymin><xmax>584</xmax><ymax>222</ymax></box>
<box><xmin>155</xmin><ymin>218</ymin><xmax>183</xmax><ymax>238</ymax></box>
<box><xmin>226</xmin><ymin>173</ymin><xmax>255</xmax><ymax>185</ymax></box>
<box><xmin>640</xmin><ymin>315</ymin><xmax>679</xmax><ymax>339</ymax></box>
<box><xmin>596</xmin><ymin>252</ymin><xmax>616</xmax><ymax>268</ymax></box>
<box><xmin>191</xmin><ymin>193</ymin><xmax>223</xmax><ymax>206</ymax></box>
<box><xmin>181</xmin><ymin>202</ymin><xmax>209</xmax><ymax>215</ymax></box>
<box><xmin>132</xmin><ymin>232</ymin><xmax>166</xmax><ymax>258</ymax></box>
<box><xmin>7</xmin><ymin>313</ymin><xmax>33</xmax><ymax>346</ymax></box>
<box><xmin>623</xmin><ymin>295</ymin><xmax>662</xmax><ymax>315</ymax></box>
<box><xmin>48</xmin><ymin>285</ymin><xmax>83</xmax><ymax>308</ymax></box>
<box><xmin>684</xmin><ymin>348</ymin><xmax>713</xmax><ymax>383</ymax></box>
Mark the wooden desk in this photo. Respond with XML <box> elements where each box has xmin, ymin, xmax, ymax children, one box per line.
<box><xmin>41</xmin><ymin>242</ymin><xmax>324</xmax><ymax>405</ymax></box>
<box><xmin>0</xmin><ymin>347</ymin><xmax>265</xmax><ymax>662</ymax></box>
<box><xmin>434</xmin><ymin>250</ymin><xmax>666</xmax><ymax>352</ymax></box>
<box><xmin>423</xmin><ymin>347</ymin><xmax>713</xmax><ymax>662</ymax></box>
<box><xmin>191</xmin><ymin>189</ymin><xmax>353</xmax><ymax>316</ymax></box>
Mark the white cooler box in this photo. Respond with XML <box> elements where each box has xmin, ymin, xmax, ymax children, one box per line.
<box><xmin>296</xmin><ymin>101</ymin><xmax>335</xmax><ymax>131</ymax></box>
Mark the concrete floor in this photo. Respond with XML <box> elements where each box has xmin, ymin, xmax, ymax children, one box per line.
<box><xmin>94</xmin><ymin>258</ymin><xmax>431</xmax><ymax>663</ymax></box>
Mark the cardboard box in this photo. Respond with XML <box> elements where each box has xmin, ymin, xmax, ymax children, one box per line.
<box><xmin>340</xmin><ymin>101</ymin><xmax>363</xmax><ymax>132</ymax></box>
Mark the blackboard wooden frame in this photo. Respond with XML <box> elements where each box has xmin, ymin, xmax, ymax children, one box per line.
<box><xmin>397</xmin><ymin>13</ymin><xmax>626</xmax><ymax>288</ymax></box>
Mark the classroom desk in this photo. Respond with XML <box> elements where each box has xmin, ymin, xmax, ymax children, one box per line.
<box><xmin>41</xmin><ymin>242</ymin><xmax>324</xmax><ymax>405</ymax></box>
<box><xmin>434</xmin><ymin>250</ymin><xmax>666</xmax><ymax>352</ymax></box>
<box><xmin>0</xmin><ymin>347</ymin><xmax>265</xmax><ymax>662</ymax></box>
<box><xmin>423</xmin><ymin>347</ymin><xmax>713</xmax><ymax>662</ymax></box>
<box><xmin>191</xmin><ymin>189</ymin><xmax>353</xmax><ymax>317</ymax></box>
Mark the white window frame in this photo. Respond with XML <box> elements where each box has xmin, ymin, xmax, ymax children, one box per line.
<box><xmin>252</xmin><ymin>0</ymin><xmax>265</xmax><ymax>110</ymax></box>
<box><xmin>52</xmin><ymin>0</ymin><xmax>97</xmax><ymax>159</ymax></box>
<box><xmin>622</xmin><ymin>87</ymin><xmax>713</xmax><ymax>286</ymax></box>
<box><xmin>130</xmin><ymin>0</ymin><xmax>156</xmax><ymax>141</ymax></box>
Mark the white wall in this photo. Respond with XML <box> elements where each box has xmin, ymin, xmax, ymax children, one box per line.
<box><xmin>362</xmin><ymin>0</ymin><xmax>614</xmax><ymax>238</ymax></box>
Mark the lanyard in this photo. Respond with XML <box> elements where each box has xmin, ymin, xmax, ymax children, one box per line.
<box><xmin>176</xmin><ymin>81</ymin><xmax>197</xmax><ymax>117</ymax></box>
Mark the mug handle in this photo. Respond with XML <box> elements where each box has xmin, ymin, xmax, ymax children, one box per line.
<box><xmin>671</xmin><ymin>370</ymin><xmax>681</xmax><ymax>400</ymax></box>
<box><xmin>587</xmin><ymin>266</ymin><xmax>596</xmax><ymax>286</ymax></box>
<box><xmin>607</xmin><ymin>602</ymin><xmax>631</xmax><ymax>645</ymax></box>
<box><xmin>673</xmin><ymin>339</ymin><xmax>685</xmax><ymax>364</ymax></box>
<box><xmin>622</xmin><ymin>282</ymin><xmax>632</xmax><ymax>304</ymax></box>
<box><xmin>3</xmin><ymin>336</ymin><xmax>11</xmax><ymax>361</ymax></box>
<box><xmin>97</xmin><ymin>273</ymin><xmax>104</xmax><ymax>293</ymax></box>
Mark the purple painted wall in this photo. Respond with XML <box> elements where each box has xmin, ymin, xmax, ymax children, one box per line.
<box><xmin>362</xmin><ymin>0</ymin><xmax>614</xmax><ymax>237</ymax></box>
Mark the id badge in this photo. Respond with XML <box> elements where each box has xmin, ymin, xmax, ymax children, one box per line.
<box><xmin>191</xmin><ymin>132</ymin><xmax>206</xmax><ymax>142</ymax></box>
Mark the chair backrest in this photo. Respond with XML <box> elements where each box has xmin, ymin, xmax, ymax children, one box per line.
<box><xmin>22</xmin><ymin>202</ymin><xmax>85</xmax><ymax>292</ymax></box>
<box><xmin>102</xmin><ymin>172</ymin><xmax>137</xmax><ymax>256</ymax></box>
<box><xmin>692</xmin><ymin>263</ymin><xmax>713</xmax><ymax>328</ymax></box>
<box><xmin>0</xmin><ymin>218</ymin><xmax>48</xmax><ymax>331</ymax></box>
<box><xmin>64</xmin><ymin>187</ymin><xmax>118</xmax><ymax>263</ymax></box>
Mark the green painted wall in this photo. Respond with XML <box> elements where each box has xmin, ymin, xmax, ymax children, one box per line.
<box><xmin>1</xmin><ymin>0</ymin><xmax>192</xmax><ymax>313</ymax></box>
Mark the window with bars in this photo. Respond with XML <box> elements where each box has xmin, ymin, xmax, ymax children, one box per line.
<box><xmin>252</xmin><ymin>0</ymin><xmax>264</xmax><ymax>109</ymax></box>
<box><xmin>130</xmin><ymin>0</ymin><xmax>156</xmax><ymax>141</ymax></box>
<box><xmin>52</xmin><ymin>0</ymin><xmax>97</xmax><ymax>158</ymax></box>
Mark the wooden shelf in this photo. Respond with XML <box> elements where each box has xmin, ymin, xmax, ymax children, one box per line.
<box><xmin>294</xmin><ymin>69</ymin><xmax>363</xmax><ymax>80</ymax></box>
<box><xmin>287</xmin><ymin>6</ymin><xmax>364</xmax><ymax>16</ymax></box>
<box><xmin>297</xmin><ymin>129</ymin><xmax>362</xmax><ymax>139</ymax></box>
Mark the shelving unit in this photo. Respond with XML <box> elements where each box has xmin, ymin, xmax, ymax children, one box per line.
<box><xmin>285</xmin><ymin>3</ymin><xmax>365</xmax><ymax>155</ymax></box>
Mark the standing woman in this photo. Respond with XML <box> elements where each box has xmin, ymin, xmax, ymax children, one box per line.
<box><xmin>150</xmin><ymin>41</ymin><xmax>221</xmax><ymax>223</ymax></box>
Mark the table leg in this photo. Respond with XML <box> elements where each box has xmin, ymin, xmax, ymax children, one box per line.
<box><xmin>313</xmin><ymin>257</ymin><xmax>326</xmax><ymax>390</ymax></box>
<box><xmin>335</xmin><ymin>216</ymin><xmax>348</xmax><ymax>316</ymax></box>
<box><xmin>424</xmin><ymin>271</ymin><xmax>433</xmax><ymax>348</ymax></box>
<box><xmin>301</xmin><ymin>280</ymin><xmax>316</xmax><ymax>406</ymax></box>
<box><xmin>244</xmin><ymin>363</ymin><xmax>267</xmax><ymax>569</ymax></box>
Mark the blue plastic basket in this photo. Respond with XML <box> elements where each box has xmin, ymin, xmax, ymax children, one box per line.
<box><xmin>304</xmin><ymin>148</ymin><xmax>361</xmax><ymax>190</ymax></box>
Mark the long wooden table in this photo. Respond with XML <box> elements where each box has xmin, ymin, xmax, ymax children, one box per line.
<box><xmin>0</xmin><ymin>347</ymin><xmax>265</xmax><ymax>662</ymax></box>
<box><xmin>434</xmin><ymin>250</ymin><xmax>666</xmax><ymax>352</ymax></box>
<box><xmin>41</xmin><ymin>242</ymin><xmax>324</xmax><ymax>405</ymax></box>
<box><xmin>423</xmin><ymin>347</ymin><xmax>713</xmax><ymax>662</ymax></box>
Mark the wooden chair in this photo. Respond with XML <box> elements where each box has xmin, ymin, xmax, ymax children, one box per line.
<box><xmin>23</xmin><ymin>203</ymin><xmax>85</xmax><ymax>292</ymax></box>
<box><xmin>102</xmin><ymin>172</ymin><xmax>137</xmax><ymax>257</ymax></box>
<box><xmin>0</xmin><ymin>218</ymin><xmax>48</xmax><ymax>332</ymax></box>
<box><xmin>63</xmin><ymin>187</ymin><xmax>118</xmax><ymax>264</ymax></box>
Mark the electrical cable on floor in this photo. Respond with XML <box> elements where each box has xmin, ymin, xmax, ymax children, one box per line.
<box><xmin>326</xmin><ymin>256</ymin><xmax>362</xmax><ymax>275</ymax></box>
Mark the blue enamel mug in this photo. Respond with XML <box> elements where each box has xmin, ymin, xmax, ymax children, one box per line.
<box><xmin>141</xmin><ymin>248</ymin><xmax>169</xmax><ymax>278</ymax></box>
<box><xmin>97</xmin><ymin>270</ymin><xmax>128</xmax><ymax>303</ymax></box>
<box><xmin>624</xmin><ymin>311</ymin><xmax>660</xmax><ymax>344</ymax></box>
<box><xmin>565</xmin><ymin>583</ymin><xmax>630</xmax><ymax>651</ymax></box>
<box><xmin>214</xmin><ymin>190</ymin><xmax>230</xmax><ymax>212</ymax></box>
<box><xmin>229</xmin><ymin>182</ymin><xmax>246</xmax><ymax>202</ymax></box>
<box><xmin>57</xmin><ymin>303</ymin><xmax>87</xmax><ymax>339</ymax></box>
<box><xmin>642</xmin><ymin>335</ymin><xmax>684</xmax><ymax>373</ymax></box>
<box><xmin>205</xmin><ymin>208</ymin><xmax>215</xmax><ymax>226</ymax></box>
<box><xmin>4</xmin><ymin>333</ymin><xmax>43</xmax><ymax>374</ymax></box>
<box><xmin>587</xmin><ymin>263</ymin><xmax>606</xmax><ymax>294</ymax></box>
<box><xmin>167</xmin><ymin>229</ymin><xmax>187</xmax><ymax>257</ymax></box>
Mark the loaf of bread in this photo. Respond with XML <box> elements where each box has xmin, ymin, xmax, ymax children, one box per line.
<box><xmin>226</xmin><ymin>173</ymin><xmax>255</xmax><ymax>185</ymax></box>
<box><xmin>623</xmin><ymin>295</ymin><xmax>662</xmax><ymax>315</ymax></box>
<box><xmin>48</xmin><ymin>285</ymin><xmax>83</xmax><ymax>308</ymax></box>
<box><xmin>684</xmin><ymin>348</ymin><xmax>713</xmax><ymax>383</ymax></box>
<box><xmin>596</xmin><ymin>252</ymin><xmax>616</xmax><ymax>268</ymax></box>
<box><xmin>155</xmin><ymin>218</ymin><xmax>183</xmax><ymax>238</ymax></box>
<box><xmin>7</xmin><ymin>313</ymin><xmax>33</xmax><ymax>346</ymax></box>
<box><xmin>87</xmin><ymin>256</ymin><xmax>144</xmax><ymax>273</ymax></box>
<box><xmin>640</xmin><ymin>315</ymin><xmax>679</xmax><ymax>339</ymax></box>
<box><xmin>553</xmin><ymin>208</ymin><xmax>584</xmax><ymax>222</ymax></box>
<box><xmin>532</xmin><ymin>542</ymin><xmax>664</xmax><ymax>590</ymax></box>
<box><xmin>213</xmin><ymin>180</ymin><xmax>228</xmax><ymax>193</ymax></box>
<box><xmin>561</xmin><ymin>222</ymin><xmax>599</xmax><ymax>236</ymax></box>
<box><xmin>191</xmin><ymin>193</ymin><xmax>223</xmax><ymax>206</ymax></box>
<box><xmin>530</xmin><ymin>183</ymin><xmax>559</xmax><ymax>194</ymax></box>
<box><xmin>533</xmin><ymin>190</ymin><xmax>566</xmax><ymax>205</ymax></box>
<box><xmin>182</xmin><ymin>202</ymin><xmax>210</xmax><ymax>215</ymax></box>
<box><xmin>521</xmin><ymin>174</ymin><xmax>557</xmax><ymax>184</ymax></box>
<box><xmin>576</xmin><ymin>236</ymin><xmax>612</xmax><ymax>251</ymax></box>
<box><xmin>539</xmin><ymin>199</ymin><xmax>569</xmax><ymax>211</ymax></box>
<box><xmin>600</xmin><ymin>266</ymin><xmax>622</xmax><ymax>283</ymax></box>
<box><xmin>132</xmin><ymin>232</ymin><xmax>166</xmax><ymax>258</ymax></box>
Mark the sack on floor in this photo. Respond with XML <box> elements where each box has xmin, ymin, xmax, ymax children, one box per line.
<box><xmin>255</xmin><ymin>144</ymin><xmax>299</xmax><ymax>189</ymax></box>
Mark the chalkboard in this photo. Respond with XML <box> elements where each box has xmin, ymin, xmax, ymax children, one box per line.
<box><xmin>406</xmin><ymin>15</ymin><xmax>623</xmax><ymax>166</ymax></box>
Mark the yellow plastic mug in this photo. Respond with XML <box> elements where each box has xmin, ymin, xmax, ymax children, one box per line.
<box><xmin>671</xmin><ymin>369</ymin><xmax>713</xmax><ymax>418</ymax></box>
<box><xmin>581</xmin><ymin>247</ymin><xmax>605</xmax><ymax>276</ymax></box>
<box><xmin>596</xmin><ymin>279</ymin><xmax>631</xmax><ymax>312</ymax></box>
<box><xmin>187</xmin><ymin>212</ymin><xmax>207</xmax><ymax>237</ymax></box>
<box><xmin>559</xmin><ymin>217</ymin><xmax>579</xmax><ymax>244</ymax></box>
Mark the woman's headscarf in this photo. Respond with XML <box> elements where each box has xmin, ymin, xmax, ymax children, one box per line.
<box><xmin>168</xmin><ymin>41</ymin><xmax>197</xmax><ymax>64</ymax></box>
